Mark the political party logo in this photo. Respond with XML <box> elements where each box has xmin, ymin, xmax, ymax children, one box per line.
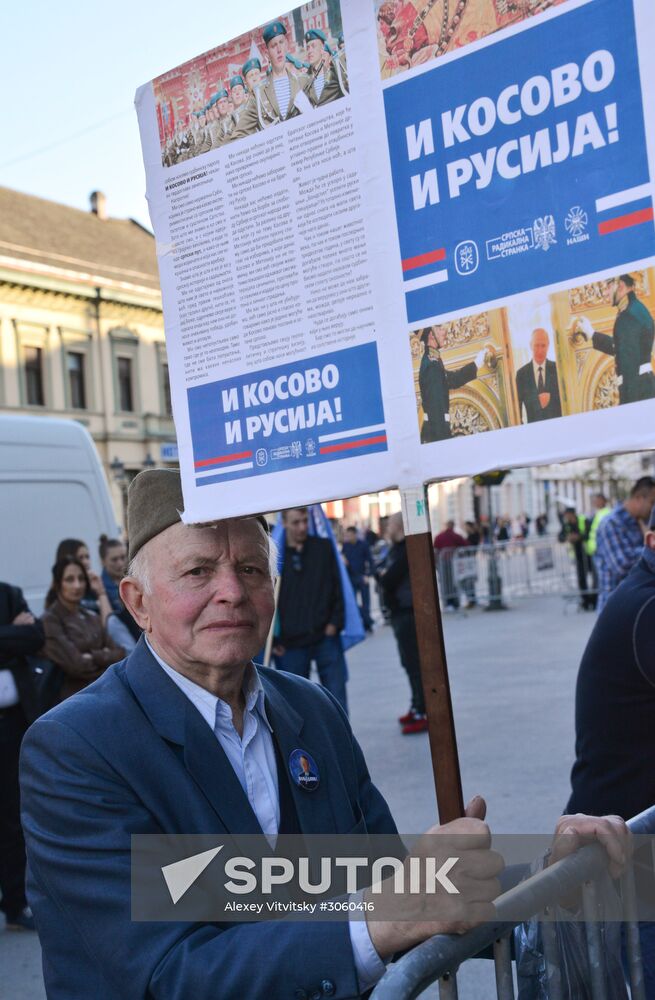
<box><xmin>533</xmin><ymin>215</ymin><xmax>557</xmax><ymax>252</ymax></box>
<box><xmin>255</xmin><ymin>448</ymin><xmax>268</xmax><ymax>467</ymax></box>
<box><xmin>305</xmin><ymin>438</ymin><xmax>317</xmax><ymax>457</ymax></box>
<box><xmin>486</xmin><ymin>227</ymin><xmax>534</xmax><ymax>261</ymax></box>
<box><xmin>565</xmin><ymin>206</ymin><xmax>590</xmax><ymax>246</ymax></box>
<box><xmin>454</xmin><ymin>240</ymin><xmax>479</xmax><ymax>275</ymax></box>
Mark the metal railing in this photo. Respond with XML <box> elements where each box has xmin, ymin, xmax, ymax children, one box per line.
<box><xmin>434</xmin><ymin>538</ymin><xmax>596</xmax><ymax>609</ymax></box>
<box><xmin>371</xmin><ymin>806</ymin><xmax>655</xmax><ymax>1000</ymax></box>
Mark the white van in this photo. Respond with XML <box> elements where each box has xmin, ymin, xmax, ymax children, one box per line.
<box><xmin>0</xmin><ymin>414</ymin><xmax>118</xmax><ymax>614</ymax></box>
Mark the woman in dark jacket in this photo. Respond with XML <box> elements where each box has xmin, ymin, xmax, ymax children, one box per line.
<box><xmin>42</xmin><ymin>557</ymin><xmax>125</xmax><ymax>701</ymax></box>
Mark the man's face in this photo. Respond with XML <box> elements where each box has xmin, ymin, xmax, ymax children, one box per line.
<box><xmin>245</xmin><ymin>67</ymin><xmax>261</xmax><ymax>90</ymax></box>
<box><xmin>231</xmin><ymin>84</ymin><xmax>246</xmax><ymax>107</ymax></box>
<box><xmin>433</xmin><ymin>326</ymin><xmax>447</xmax><ymax>349</ymax></box>
<box><xmin>612</xmin><ymin>279</ymin><xmax>627</xmax><ymax>306</ymax></box>
<box><xmin>133</xmin><ymin>520</ymin><xmax>273</xmax><ymax>675</ymax></box>
<box><xmin>217</xmin><ymin>97</ymin><xmax>229</xmax><ymax>117</ymax></box>
<box><xmin>283</xmin><ymin>509</ymin><xmax>309</xmax><ymax>547</ymax></box>
<box><xmin>299</xmin><ymin>755</ymin><xmax>310</xmax><ymax>774</ymax></box>
<box><xmin>346</xmin><ymin>529</ymin><xmax>357</xmax><ymax>543</ymax></box>
<box><xmin>306</xmin><ymin>37</ymin><xmax>324</xmax><ymax>67</ymax></box>
<box><xmin>105</xmin><ymin>544</ymin><xmax>127</xmax><ymax>580</ymax></box>
<box><xmin>531</xmin><ymin>330</ymin><xmax>549</xmax><ymax>366</ymax></box>
<box><xmin>267</xmin><ymin>34</ymin><xmax>288</xmax><ymax>72</ymax></box>
<box><xmin>635</xmin><ymin>491</ymin><xmax>655</xmax><ymax>521</ymax></box>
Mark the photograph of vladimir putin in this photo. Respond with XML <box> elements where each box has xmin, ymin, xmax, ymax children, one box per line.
<box><xmin>515</xmin><ymin>328</ymin><xmax>562</xmax><ymax>423</ymax></box>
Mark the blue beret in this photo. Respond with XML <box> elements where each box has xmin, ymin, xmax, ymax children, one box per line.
<box><xmin>262</xmin><ymin>20</ymin><xmax>286</xmax><ymax>44</ymax></box>
<box><xmin>242</xmin><ymin>58</ymin><xmax>261</xmax><ymax>76</ymax></box>
<box><xmin>229</xmin><ymin>75</ymin><xmax>245</xmax><ymax>90</ymax></box>
<box><xmin>215</xmin><ymin>88</ymin><xmax>228</xmax><ymax>101</ymax></box>
<box><xmin>304</xmin><ymin>28</ymin><xmax>326</xmax><ymax>43</ymax></box>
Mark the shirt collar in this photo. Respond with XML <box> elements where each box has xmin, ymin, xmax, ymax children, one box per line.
<box><xmin>145</xmin><ymin>636</ymin><xmax>272</xmax><ymax>732</ymax></box>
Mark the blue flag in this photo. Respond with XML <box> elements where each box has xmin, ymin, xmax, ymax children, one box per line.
<box><xmin>272</xmin><ymin>505</ymin><xmax>365</xmax><ymax>653</ymax></box>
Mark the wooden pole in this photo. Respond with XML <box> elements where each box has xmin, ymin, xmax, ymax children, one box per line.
<box><xmin>401</xmin><ymin>486</ymin><xmax>464</xmax><ymax>823</ymax></box>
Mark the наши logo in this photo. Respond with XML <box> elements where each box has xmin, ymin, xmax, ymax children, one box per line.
<box><xmin>533</xmin><ymin>215</ymin><xmax>557</xmax><ymax>252</ymax></box>
<box><xmin>564</xmin><ymin>206</ymin><xmax>590</xmax><ymax>245</ymax></box>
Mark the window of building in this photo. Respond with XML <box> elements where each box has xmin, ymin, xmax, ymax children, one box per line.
<box><xmin>24</xmin><ymin>346</ymin><xmax>45</xmax><ymax>406</ymax></box>
<box><xmin>67</xmin><ymin>351</ymin><xmax>87</xmax><ymax>409</ymax></box>
<box><xmin>117</xmin><ymin>356</ymin><xmax>134</xmax><ymax>412</ymax></box>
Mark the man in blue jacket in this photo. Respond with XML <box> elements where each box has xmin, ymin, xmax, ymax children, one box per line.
<box><xmin>20</xmin><ymin>470</ymin><xmax>629</xmax><ymax>999</ymax></box>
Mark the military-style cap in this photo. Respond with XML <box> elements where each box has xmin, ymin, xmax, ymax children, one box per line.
<box><xmin>127</xmin><ymin>469</ymin><xmax>185</xmax><ymax>561</ymax></box>
<box><xmin>127</xmin><ymin>468</ymin><xmax>270</xmax><ymax>561</ymax></box>
<box><xmin>207</xmin><ymin>94</ymin><xmax>218</xmax><ymax>107</ymax></box>
<box><xmin>304</xmin><ymin>27</ymin><xmax>326</xmax><ymax>43</ymax></box>
<box><xmin>419</xmin><ymin>328</ymin><xmax>432</xmax><ymax>345</ymax></box>
<box><xmin>229</xmin><ymin>74</ymin><xmax>245</xmax><ymax>90</ymax></box>
<box><xmin>215</xmin><ymin>87</ymin><xmax>229</xmax><ymax>101</ymax></box>
<box><xmin>262</xmin><ymin>20</ymin><xmax>286</xmax><ymax>44</ymax></box>
<box><xmin>242</xmin><ymin>57</ymin><xmax>262</xmax><ymax>75</ymax></box>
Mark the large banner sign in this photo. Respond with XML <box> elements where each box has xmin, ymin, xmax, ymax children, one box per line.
<box><xmin>385</xmin><ymin>0</ymin><xmax>652</xmax><ymax>321</ymax></box>
<box><xmin>136</xmin><ymin>0</ymin><xmax>655</xmax><ymax>521</ymax></box>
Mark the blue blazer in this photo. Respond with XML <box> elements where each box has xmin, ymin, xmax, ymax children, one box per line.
<box><xmin>20</xmin><ymin>638</ymin><xmax>397</xmax><ymax>999</ymax></box>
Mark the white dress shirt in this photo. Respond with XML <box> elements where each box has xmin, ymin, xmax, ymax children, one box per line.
<box><xmin>145</xmin><ymin>639</ymin><xmax>386</xmax><ymax>991</ymax></box>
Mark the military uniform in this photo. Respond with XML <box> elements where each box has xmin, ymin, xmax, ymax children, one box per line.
<box><xmin>305</xmin><ymin>52</ymin><xmax>349</xmax><ymax>106</ymax></box>
<box><xmin>592</xmin><ymin>291</ymin><xmax>655</xmax><ymax>405</ymax></box>
<box><xmin>231</xmin><ymin>66</ymin><xmax>311</xmax><ymax>139</ymax></box>
<box><xmin>419</xmin><ymin>349</ymin><xmax>478</xmax><ymax>442</ymax></box>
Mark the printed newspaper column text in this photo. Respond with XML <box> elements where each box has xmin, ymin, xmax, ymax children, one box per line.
<box><xmin>225</xmin><ymin>134</ymin><xmax>306</xmax><ymax>370</ymax></box>
<box><xmin>166</xmin><ymin>163</ymin><xmax>240</xmax><ymax>383</ymax></box>
<box><xmin>289</xmin><ymin>106</ymin><xmax>375</xmax><ymax>353</ymax></box>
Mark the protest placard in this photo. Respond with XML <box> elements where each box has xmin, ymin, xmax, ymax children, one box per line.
<box><xmin>135</xmin><ymin>0</ymin><xmax>655</xmax><ymax>523</ymax></box>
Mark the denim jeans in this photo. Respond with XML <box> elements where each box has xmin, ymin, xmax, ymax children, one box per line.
<box><xmin>275</xmin><ymin>636</ymin><xmax>348</xmax><ymax>714</ymax></box>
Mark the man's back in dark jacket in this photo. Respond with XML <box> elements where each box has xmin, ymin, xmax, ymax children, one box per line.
<box><xmin>567</xmin><ymin>553</ymin><xmax>655</xmax><ymax>819</ymax></box>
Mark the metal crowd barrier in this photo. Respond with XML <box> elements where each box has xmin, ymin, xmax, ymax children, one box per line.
<box><xmin>434</xmin><ymin>539</ymin><xmax>594</xmax><ymax>609</ymax></box>
<box><xmin>371</xmin><ymin>805</ymin><xmax>655</xmax><ymax>1000</ymax></box>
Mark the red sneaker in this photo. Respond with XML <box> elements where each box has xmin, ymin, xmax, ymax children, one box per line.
<box><xmin>402</xmin><ymin>715</ymin><xmax>429</xmax><ymax>735</ymax></box>
<box><xmin>398</xmin><ymin>708</ymin><xmax>416</xmax><ymax>725</ymax></box>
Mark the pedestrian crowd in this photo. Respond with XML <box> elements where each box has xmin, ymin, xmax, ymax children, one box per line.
<box><xmin>6</xmin><ymin>468</ymin><xmax>629</xmax><ymax>1000</ymax></box>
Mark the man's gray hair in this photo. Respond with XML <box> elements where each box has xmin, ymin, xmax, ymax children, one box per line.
<box><xmin>127</xmin><ymin>521</ymin><xmax>278</xmax><ymax>594</ymax></box>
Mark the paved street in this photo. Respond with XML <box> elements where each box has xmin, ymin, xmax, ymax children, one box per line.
<box><xmin>1</xmin><ymin>596</ymin><xmax>595</xmax><ymax>999</ymax></box>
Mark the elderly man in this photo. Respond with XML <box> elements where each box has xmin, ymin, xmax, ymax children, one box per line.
<box><xmin>20</xmin><ymin>470</ymin><xmax>629</xmax><ymax>998</ymax></box>
<box><xmin>515</xmin><ymin>328</ymin><xmax>562</xmax><ymax>423</ymax></box>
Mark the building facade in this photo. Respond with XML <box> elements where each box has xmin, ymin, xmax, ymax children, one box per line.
<box><xmin>0</xmin><ymin>187</ymin><xmax>177</xmax><ymax>528</ymax></box>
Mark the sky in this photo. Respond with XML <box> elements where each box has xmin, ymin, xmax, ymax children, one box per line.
<box><xmin>3</xmin><ymin>0</ymin><xmax>286</xmax><ymax>229</ymax></box>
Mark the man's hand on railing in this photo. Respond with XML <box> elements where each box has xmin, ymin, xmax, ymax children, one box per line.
<box><xmin>365</xmin><ymin>795</ymin><xmax>504</xmax><ymax>960</ymax></box>
<box><xmin>548</xmin><ymin>812</ymin><xmax>631</xmax><ymax>879</ymax></box>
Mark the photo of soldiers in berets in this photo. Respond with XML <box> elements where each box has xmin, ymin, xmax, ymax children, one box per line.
<box><xmin>154</xmin><ymin>1</ymin><xmax>348</xmax><ymax>168</ymax></box>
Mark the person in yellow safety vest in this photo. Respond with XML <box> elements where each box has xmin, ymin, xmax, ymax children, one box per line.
<box><xmin>585</xmin><ymin>493</ymin><xmax>611</xmax><ymax>610</ymax></box>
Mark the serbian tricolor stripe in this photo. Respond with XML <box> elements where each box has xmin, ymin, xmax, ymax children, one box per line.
<box><xmin>317</xmin><ymin>423</ymin><xmax>387</xmax><ymax>455</ymax></box>
<box><xmin>402</xmin><ymin>247</ymin><xmax>446</xmax><ymax>272</ymax></box>
<box><xmin>194</xmin><ymin>450</ymin><xmax>252</xmax><ymax>469</ymax></box>
<box><xmin>595</xmin><ymin>184</ymin><xmax>654</xmax><ymax>236</ymax></box>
